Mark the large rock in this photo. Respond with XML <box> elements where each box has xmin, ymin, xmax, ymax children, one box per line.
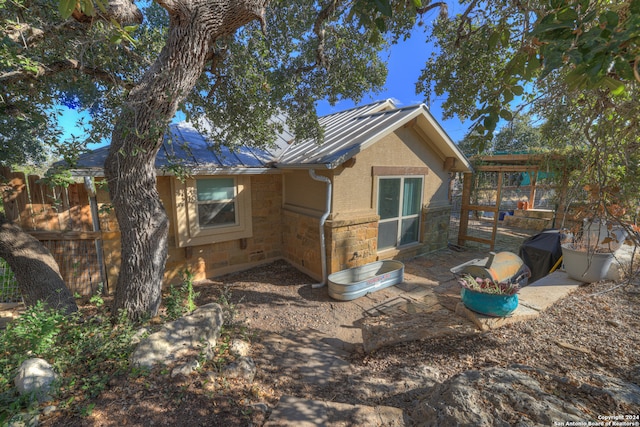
<box><xmin>412</xmin><ymin>366</ymin><xmax>640</xmax><ymax>426</ymax></box>
<box><xmin>131</xmin><ymin>303</ymin><xmax>224</xmax><ymax>368</ymax></box>
<box><xmin>411</xmin><ymin>367</ymin><xmax>624</xmax><ymax>426</ymax></box>
<box><xmin>14</xmin><ymin>358</ymin><xmax>58</xmax><ymax>402</ymax></box>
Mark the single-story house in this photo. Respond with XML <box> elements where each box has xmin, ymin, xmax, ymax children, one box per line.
<box><xmin>71</xmin><ymin>99</ymin><xmax>472</xmax><ymax>286</ymax></box>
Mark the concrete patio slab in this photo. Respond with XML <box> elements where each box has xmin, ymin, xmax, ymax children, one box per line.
<box><xmin>518</xmin><ymin>271</ymin><xmax>584</xmax><ymax>311</ymax></box>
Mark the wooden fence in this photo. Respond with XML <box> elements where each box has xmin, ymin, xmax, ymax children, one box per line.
<box><xmin>0</xmin><ymin>166</ymin><xmax>108</xmax><ymax>297</ymax></box>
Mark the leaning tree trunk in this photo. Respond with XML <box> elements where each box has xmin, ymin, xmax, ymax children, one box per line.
<box><xmin>0</xmin><ymin>214</ymin><xmax>77</xmax><ymax>314</ymax></box>
<box><xmin>104</xmin><ymin>0</ymin><xmax>266</xmax><ymax>321</ymax></box>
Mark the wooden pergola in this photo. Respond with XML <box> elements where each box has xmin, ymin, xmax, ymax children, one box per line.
<box><xmin>457</xmin><ymin>153</ymin><xmax>569</xmax><ymax>250</ymax></box>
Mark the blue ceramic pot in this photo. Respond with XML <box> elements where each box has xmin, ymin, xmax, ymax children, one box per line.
<box><xmin>461</xmin><ymin>288</ymin><xmax>518</xmax><ymax>317</ymax></box>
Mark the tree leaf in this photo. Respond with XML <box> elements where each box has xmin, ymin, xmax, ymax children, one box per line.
<box><xmin>499</xmin><ymin>109</ymin><xmax>513</xmax><ymax>121</ymax></box>
<box><xmin>484</xmin><ymin>113</ymin><xmax>499</xmax><ymax>132</ymax></box>
<box><xmin>488</xmin><ymin>31</ymin><xmax>500</xmax><ymax>50</ymax></box>
<box><xmin>58</xmin><ymin>0</ymin><xmax>76</xmax><ymax>19</ymax></box>
<box><xmin>602</xmin><ymin>11</ymin><xmax>619</xmax><ymax>27</ymax></box>
<box><xmin>500</xmin><ymin>28</ymin><xmax>510</xmax><ymax>48</ymax></box>
<box><xmin>373</xmin><ymin>0</ymin><xmax>393</xmax><ymax>17</ymax></box>
<box><xmin>80</xmin><ymin>0</ymin><xmax>95</xmax><ymax>16</ymax></box>
<box><xmin>557</xmin><ymin>7</ymin><xmax>578</xmax><ymax>22</ymax></box>
<box><xmin>95</xmin><ymin>0</ymin><xmax>108</xmax><ymax>13</ymax></box>
<box><xmin>600</xmin><ymin>76</ymin><xmax>625</xmax><ymax>95</ymax></box>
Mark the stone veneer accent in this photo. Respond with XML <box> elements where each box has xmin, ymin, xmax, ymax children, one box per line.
<box><xmin>282</xmin><ymin>207</ymin><xmax>453</xmax><ymax>279</ymax></box>
<box><xmin>419</xmin><ymin>205</ymin><xmax>452</xmax><ymax>255</ymax></box>
<box><xmin>326</xmin><ymin>214</ymin><xmax>379</xmax><ymax>273</ymax></box>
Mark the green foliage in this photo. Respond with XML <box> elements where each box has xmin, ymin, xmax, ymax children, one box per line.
<box><xmin>417</xmin><ymin>0</ymin><xmax>640</xmax><ymax>143</ymax></box>
<box><xmin>0</xmin><ymin>303</ymin><xmax>137</xmax><ymax>422</ymax></box>
<box><xmin>89</xmin><ymin>283</ymin><xmax>105</xmax><ymax>307</ymax></box>
<box><xmin>491</xmin><ymin>114</ymin><xmax>543</xmax><ymax>154</ymax></box>
<box><xmin>163</xmin><ymin>270</ymin><xmax>199</xmax><ymax>321</ymax></box>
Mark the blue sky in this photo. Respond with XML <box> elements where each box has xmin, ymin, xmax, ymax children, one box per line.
<box><xmin>315</xmin><ymin>26</ymin><xmax>471</xmax><ymax>143</ymax></box>
<box><xmin>59</xmin><ymin>5</ymin><xmax>471</xmax><ymax>147</ymax></box>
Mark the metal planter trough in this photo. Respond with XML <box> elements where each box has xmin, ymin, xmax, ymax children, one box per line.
<box><xmin>328</xmin><ymin>260</ymin><xmax>405</xmax><ymax>301</ymax></box>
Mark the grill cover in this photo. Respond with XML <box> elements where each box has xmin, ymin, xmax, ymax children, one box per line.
<box><xmin>518</xmin><ymin>230</ymin><xmax>563</xmax><ymax>283</ymax></box>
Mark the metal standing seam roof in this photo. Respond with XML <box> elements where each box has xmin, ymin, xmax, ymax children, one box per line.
<box><xmin>69</xmin><ymin>99</ymin><xmax>471</xmax><ymax>175</ymax></box>
<box><xmin>275</xmin><ymin>100</ymin><xmax>471</xmax><ymax>172</ymax></box>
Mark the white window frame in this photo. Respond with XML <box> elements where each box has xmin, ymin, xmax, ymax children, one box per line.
<box><xmin>173</xmin><ymin>175</ymin><xmax>253</xmax><ymax>247</ymax></box>
<box><xmin>376</xmin><ymin>175</ymin><xmax>423</xmax><ymax>250</ymax></box>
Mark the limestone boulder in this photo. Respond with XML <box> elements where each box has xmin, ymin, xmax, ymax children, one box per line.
<box><xmin>14</xmin><ymin>358</ymin><xmax>59</xmax><ymax>402</ymax></box>
<box><xmin>131</xmin><ymin>303</ymin><xmax>224</xmax><ymax>368</ymax></box>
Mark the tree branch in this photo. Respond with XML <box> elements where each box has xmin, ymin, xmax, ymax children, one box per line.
<box><xmin>416</xmin><ymin>2</ymin><xmax>448</xmax><ymax>20</ymax></box>
<box><xmin>72</xmin><ymin>0</ymin><xmax>143</xmax><ymax>25</ymax></box>
<box><xmin>313</xmin><ymin>0</ymin><xmax>341</xmax><ymax>70</ymax></box>
<box><xmin>455</xmin><ymin>0</ymin><xmax>479</xmax><ymax>47</ymax></box>
<box><xmin>0</xmin><ymin>59</ymin><xmax>135</xmax><ymax>90</ymax></box>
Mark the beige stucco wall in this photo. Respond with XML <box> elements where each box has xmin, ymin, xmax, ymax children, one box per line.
<box><xmin>332</xmin><ymin>127</ymin><xmax>451</xmax><ymax>218</ymax></box>
<box><xmin>282</xmin><ymin>169</ymin><xmax>329</xmax><ymax>213</ymax></box>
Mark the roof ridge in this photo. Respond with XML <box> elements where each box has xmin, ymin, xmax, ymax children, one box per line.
<box><xmin>318</xmin><ymin>99</ymin><xmax>395</xmax><ymax>119</ymax></box>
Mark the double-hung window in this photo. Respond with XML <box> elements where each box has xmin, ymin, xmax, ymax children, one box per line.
<box><xmin>173</xmin><ymin>175</ymin><xmax>252</xmax><ymax>247</ymax></box>
<box><xmin>377</xmin><ymin>176</ymin><xmax>423</xmax><ymax>250</ymax></box>
<box><xmin>196</xmin><ymin>178</ymin><xmax>237</xmax><ymax>228</ymax></box>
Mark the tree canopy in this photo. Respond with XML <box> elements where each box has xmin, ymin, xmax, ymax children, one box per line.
<box><xmin>416</xmin><ymin>0</ymin><xmax>639</xmax><ymax>231</ymax></box>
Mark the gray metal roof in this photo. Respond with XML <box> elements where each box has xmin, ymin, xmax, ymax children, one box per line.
<box><xmin>70</xmin><ymin>99</ymin><xmax>471</xmax><ymax>175</ymax></box>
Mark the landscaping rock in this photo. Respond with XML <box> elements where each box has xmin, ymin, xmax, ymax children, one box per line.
<box><xmin>229</xmin><ymin>338</ymin><xmax>251</xmax><ymax>357</ymax></box>
<box><xmin>171</xmin><ymin>359</ymin><xmax>200</xmax><ymax>378</ymax></box>
<box><xmin>14</xmin><ymin>358</ymin><xmax>58</xmax><ymax>403</ymax></box>
<box><xmin>410</xmin><ymin>366</ymin><xmax>640</xmax><ymax>426</ymax></box>
<box><xmin>222</xmin><ymin>356</ymin><xmax>256</xmax><ymax>382</ymax></box>
<box><xmin>131</xmin><ymin>303</ymin><xmax>224</xmax><ymax>368</ymax></box>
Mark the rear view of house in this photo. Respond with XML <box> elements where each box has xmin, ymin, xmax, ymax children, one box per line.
<box><xmin>71</xmin><ymin>99</ymin><xmax>471</xmax><ymax>288</ymax></box>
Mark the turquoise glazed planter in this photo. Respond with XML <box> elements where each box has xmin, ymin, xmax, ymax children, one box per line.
<box><xmin>461</xmin><ymin>288</ymin><xmax>518</xmax><ymax>317</ymax></box>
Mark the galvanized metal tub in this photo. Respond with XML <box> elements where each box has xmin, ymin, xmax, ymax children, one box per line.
<box><xmin>328</xmin><ymin>260</ymin><xmax>405</xmax><ymax>301</ymax></box>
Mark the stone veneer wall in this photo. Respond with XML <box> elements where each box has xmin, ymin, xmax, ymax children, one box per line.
<box><xmin>419</xmin><ymin>205</ymin><xmax>452</xmax><ymax>255</ymax></box>
<box><xmin>281</xmin><ymin>211</ymin><xmax>380</xmax><ymax>279</ymax></box>
<box><xmin>325</xmin><ymin>214</ymin><xmax>379</xmax><ymax>273</ymax></box>
<box><xmin>281</xmin><ymin>208</ymin><xmax>323</xmax><ymax>279</ymax></box>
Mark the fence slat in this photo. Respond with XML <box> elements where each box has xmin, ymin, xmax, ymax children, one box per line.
<box><xmin>0</xmin><ymin>168</ymin><xmax>106</xmax><ymax>296</ymax></box>
<box><xmin>0</xmin><ymin>167</ymin><xmax>22</xmax><ymax>222</ymax></box>
<box><xmin>11</xmin><ymin>171</ymin><xmax>33</xmax><ymax>230</ymax></box>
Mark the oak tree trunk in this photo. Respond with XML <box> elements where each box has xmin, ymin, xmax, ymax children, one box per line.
<box><xmin>0</xmin><ymin>214</ymin><xmax>78</xmax><ymax>314</ymax></box>
<box><xmin>104</xmin><ymin>0</ymin><xmax>265</xmax><ymax>321</ymax></box>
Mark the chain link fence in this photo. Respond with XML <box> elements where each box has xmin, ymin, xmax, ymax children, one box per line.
<box><xmin>0</xmin><ymin>258</ymin><xmax>21</xmax><ymax>303</ymax></box>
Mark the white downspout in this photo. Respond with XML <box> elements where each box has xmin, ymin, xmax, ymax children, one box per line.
<box><xmin>309</xmin><ymin>169</ymin><xmax>332</xmax><ymax>288</ymax></box>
